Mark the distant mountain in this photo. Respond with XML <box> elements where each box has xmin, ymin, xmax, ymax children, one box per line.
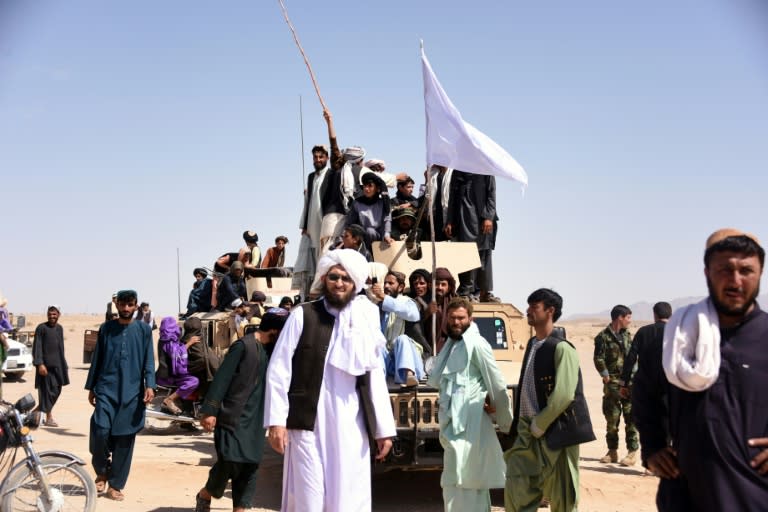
<box><xmin>567</xmin><ymin>294</ymin><xmax>768</xmax><ymax>322</ymax></box>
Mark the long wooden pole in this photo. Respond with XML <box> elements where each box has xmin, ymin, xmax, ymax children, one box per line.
<box><xmin>428</xmin><ymin>171</ymin><xmax>437</xmax><ymax>356</ymax></box>
<box><xmin>278</xmin><ymin>0</ymin><xmax>329</xmax><ymax>112</ymax></box>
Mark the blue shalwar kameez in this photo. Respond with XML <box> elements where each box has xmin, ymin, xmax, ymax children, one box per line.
<box><xmin>85</xmin><ymin>320</ymin><xmax>155</xmax><ymax>491</ymax></box>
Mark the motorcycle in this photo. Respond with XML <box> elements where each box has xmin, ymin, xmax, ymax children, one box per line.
<box><xmin>143</xmin><ymin>385</ymin><xmax>202</xmax><ymax>435</ymax></box>
<box><xmin>0</xmin><ymin>394</ymin><xmax>96</xmax><ymax>511</ymax></box>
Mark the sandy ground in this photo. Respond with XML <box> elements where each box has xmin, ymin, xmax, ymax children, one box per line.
<box><xmin>0</xmin><ymin>314</ymin><xmax>660</xmax><ymax>511</ymax></box>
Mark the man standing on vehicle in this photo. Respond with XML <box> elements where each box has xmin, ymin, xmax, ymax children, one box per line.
<box><xmin>505</xmin><ymin>288</ymin><xmax>595</xmax><ymax>512</ymax></box>
<box><xmin>593</xmin><ymin>305</ymin><xmax>639</xmax><ymax>465</ymax></box>
<box><xmin>427</xmin><ymin>297</ymin><xmax>512</xmax><ymax>511</ymax></box>
<box><xmin>33</xmin><ymin>305</ymin><xmax>69</xmax><ymax>427</ymax></box>
<box><xmin>85</xmin><ymin>289</ymin><xmax>155</xmax><ymax>502</ymax></box>
<box><xmin>194</xmin><ymin>308</ymin><xmax>290</xmax><ymax>512</ymax></box>
<box><xmin>265</xmin><ymin>249</ymin><xmax>395</xmax><ymax>511</ymax></box>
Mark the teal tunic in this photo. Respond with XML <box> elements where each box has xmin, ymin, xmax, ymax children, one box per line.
<box><xmin>427</xmin><ymin>322</ymin><xmax>513</xmax><ymax>490</ymax></box>
<box><xmin>85</xmin><ymin>320</ymin><xmax>155</xmax><ymax>435</ymax></box>
<box><xmin>200</xmin><ymin>339</ymin><xmax>267</xmax><ymax>463</ymax></box>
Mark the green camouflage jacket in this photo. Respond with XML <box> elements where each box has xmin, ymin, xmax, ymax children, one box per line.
<box><xmin>593</xmin><ymin>326</ymin><xmax>632</xmax><ymax>380</ymax></box>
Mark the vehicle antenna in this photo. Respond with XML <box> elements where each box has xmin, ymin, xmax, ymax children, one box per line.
<box><xmin>176</xmin><ymin>247</ymin><xmax>182</xmax><ymax>315</ymax></box>
<box><xmin>300</xmin><ymin>94</ymin><xmax>306</xmax><ymax>184</ymax></box>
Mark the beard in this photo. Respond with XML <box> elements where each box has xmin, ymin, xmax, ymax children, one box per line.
<box><xmin>447</xmin><ymin>321</ymin><xmax>471</xmax><ymax>339</ymax></box>
<box><xmin>707</xmin><ymin>275</ymin><xmax>760</xmax><ymax>318</ymax></box>
<box><xmin>323</xmin><ymin>283</ymin><xmax>356</xmax><ymax>308</ymax></box>
<box><xmin>118</xmin><ymin>309</ymin><xmax>134</xmax><ymax>320</ymax></box>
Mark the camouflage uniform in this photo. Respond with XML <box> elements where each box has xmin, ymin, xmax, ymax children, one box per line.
<box><xmin>593</xmin><ymin>326</ymin><xmax>639</xmax><ymax>451</ymax></box>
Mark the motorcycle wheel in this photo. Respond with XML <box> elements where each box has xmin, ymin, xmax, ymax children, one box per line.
<box><xmin>1</xmin><ymin>453</ymin><xmax>96</xmax><ymax>511</ymax></box>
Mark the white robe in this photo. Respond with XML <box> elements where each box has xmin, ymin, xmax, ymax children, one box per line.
<box><xmin>265</xmin><ymin>301</ymin><xmax>396</xmax><ymax>512</ymax></box>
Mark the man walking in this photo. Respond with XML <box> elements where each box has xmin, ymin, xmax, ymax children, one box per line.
<box><xmin>505</xmin><ymin>288</ymin><xmax>594</xmax><ymax>512</ymax></box>
<box><xmin>195</xmin><ymin>308</ymin><xmax>290</xmax><ymax>512</ymax></box>
<box><xmin>427</xmin><ymin>297</ymin><xmax>512</xmax><ymax>511</ymax></box>
<box><xmin>265</xmin><ymin>249</ymin><xmax>395</xmax><ymax>511</ymax></box>
<box><xmin>656</xmin><ymin>229</ymin><xmax>768</xmax><ymax>510</ymax></box>
<box><xmin>593</xmin><ymin>305</ymin><xmax>639</xmax><ymax>465</ymax></box>
<box><xmin>33</xmin><ymin>305</ymin><xmax>69</xmax><ymax>427</ymax></box>
<box><xmin>85</xmin><ymin>289</ymin><xmax>155</xmax><ymax>501</ymax></box>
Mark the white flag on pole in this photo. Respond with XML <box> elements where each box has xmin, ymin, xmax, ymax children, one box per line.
<box><xmin>422</xmin><ymin>45</ymin><xmax>528</xmax><ymax>189</ymax></box>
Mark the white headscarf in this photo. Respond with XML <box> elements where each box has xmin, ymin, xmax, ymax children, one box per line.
<box><xmin>662</xmin><ymin>298</ymin><xmax>721</xmax><ymax>391</ymax></box>
<box><xmin>310</xmin><ymin>249</ymin><xmax>386</xmax><ymax>376</ymax></box>
<box><xmin>310</xmin><ymin>249</ymin><xmax>370</xmax><ymax>295</ymax></box>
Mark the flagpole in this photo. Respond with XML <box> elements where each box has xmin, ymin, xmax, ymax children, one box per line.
<box><xmin>427</xmin><ymin>169</ymin><xmax>437</xmax><ymax>356</ymax></box>
<box><xmin>278</xmin><ymin>0</ymin><xmax>328</xmax><ymax>112</ymax></box>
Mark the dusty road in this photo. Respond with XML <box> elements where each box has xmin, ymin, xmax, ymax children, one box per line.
<box><xmin>1</xmin><ymin>314</ymin><xmax>659</xmax><ymax>511</ymax></box>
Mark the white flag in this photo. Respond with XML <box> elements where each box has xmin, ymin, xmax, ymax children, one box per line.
<box><xmin>422</xmin><ymin>46</ymin><xmax>528</xmax><ymax>189</ymax></box>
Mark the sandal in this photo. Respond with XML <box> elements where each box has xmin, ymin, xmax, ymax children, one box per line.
<box><xmin>45</xmin><ymin>419</ymin><xmax>59</xmax><ymax>428</ymax></box>
<box><xmin>105</xmin><ymin>488</ymin><xmax>125</xmax><ymax>501</ymax></box>
<box><xmin>162</xmin><ymin>398</ymin><xmax>183</xmax><ymax>415</ymax></box>
<box><xmin>94</xmin><ymin>475</ymin><xmax>108</xmax><ymax>493</ymax></box>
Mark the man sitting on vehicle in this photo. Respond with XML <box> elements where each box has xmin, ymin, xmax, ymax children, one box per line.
<box><xmin>371</xmin><ymin>271</ymin><xmax>430</xmax><ymax>387</ymax></box>
<box><xmin>183</xmin><ymin>317</ymin><xmax>220</xmax><ymax>399</ymax></box>
<box><xmin>332</xmin><ymin>224</ymin><xmax>372</xmax><ymax>262</ymax></box>
<box><xmin>249</xmin><ymin>291</ymin><xmax>267</xmax><ymax>320</ymax></box>
<box><xmin>390</xmin><ymin>206</ymin><xmax>422</xmax><ymax>260</ymax></box>
<box><xmin>216</xmin><ymin>261</ymin><xmax>247</xmax><ymax>311</ymax></box>
<box><xmin>184</xmin><ymin>268</ymin><xmax>213</xmax><ymax>317</ymax></box>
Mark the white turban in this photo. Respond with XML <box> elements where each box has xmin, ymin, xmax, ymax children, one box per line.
<box><xmin>311</xmin><ymin>249</ymin><xmax>370</xmax><ymax>294</ymax></box>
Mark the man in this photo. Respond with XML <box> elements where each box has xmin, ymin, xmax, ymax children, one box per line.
<box><xmin>195</xmin><ymin>308</ymin><xmax>290</xmax><ymax>512</ymax></box>
<box><xmin>447</xmin><ymin>170</ymin><xmax>499</xmax><ymax>303</ymax></box>
<box><xmin>390</xmin><ymin>207</ymin><xmax>423</xmax><ymax>260</ymax></box>
<box><xmin>424</xmin><ymin>267</ymin><xmax>458</xmax><ymax>353</ymax></box>
<box><xmin>261</xmin><ymin>235</ymin><xmax>289</xmax><ymax>268</ymax></box>
<box><xmin>371</xmin><ymin>270</ymin><xmax>430</xmax><ymax>387</ymax></box>
<box><xmin>334</xmin><ymin>224</ymin><xmax>372</xmax><ymax>262</ymax></box>
<box><xmin>427</xmin><ymin>297</ymin><xmax>512</xmax><ymax>511</ymax></box>
<box><xmin>85</xmin><ymin>289</ymin><xmax>155</xmax><ymax>501</ymax></box>
<box><xmin>265</xmin><ymin>249</ymin><xmax>396</xmax><ymax>511</ymax></box>
<box><xmin>620</xmin><ymin>302</ymin><xmax>672</xmax><ymax>396</ymax></box>
<box><xmin>593</xmin><ymin>304</ymin><xmax>639</xmax><ymax>465</ymax></box>
<box><xmin>248</xmin><ymin>291</ymin><xmax>266</xmax><ymax>320</ymax></box>
<box><xmin>184</xmin><ymin>317</ymin><xmax>220</xmax><ymax>399</ymax></box>
<box><xmin>105</xmin><ymin>293</ymin><xmax>118</xmax><ymax>322</ymax></box>
<box><xmin>185</xmin><ymin>268</ymin><xmax>213</xmax><ymax>317</ymax></box>
<box><xmin>298</xmin><ymin>110</ymin><xmax>345</xmax><ymax>260</ymax></box>
<box><xmin>33</xmin><ymin>305</ymin><xmax>69</xmax><ymax>427</ymax></box>
<box><xmin>136</xmin><ymin>302</ymin><xmax>156</xmax><ymax>329</ymax></box>
<box><xmin>391</xmin><ymin>175</ymin><xmax>419</xmax><ymax>211</ymax></box>
<box><xmin>216</xmin><ymin>261</ymin><xmax>247</xmax><ymax>311</ymax></box>
<box><xmin>505</xmin><ymin>288</ymin><xmax>595</xmax><ymax>512</ymax></box>
<box><xmin>425</xmin><ymin>165</ymin><xmax>453</xmax><ymax>241</ymax></box>
<box><xmin>628</xmin><ymin>301</ymin><xmax>688</xmax><ymax>507</ymax></box>
<box><xmin>654</xmin><ymin>229</ymin><xmax>768</xmax><ymax>511</ymax></box>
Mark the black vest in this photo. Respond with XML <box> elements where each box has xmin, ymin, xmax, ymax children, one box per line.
<box><xmin>217</xmin><ymin>333</ymin><xmax>264</xmax><ymax>431</ymax></box>
<box><xmin>285</xmin><ymin>300</ymin><xmax>336</xmax><ymax>430</ymax></box>
<box><xmin>511</xmin><ymin>336</ymin><xmax>595</xmax><ymax>450</ymax></box>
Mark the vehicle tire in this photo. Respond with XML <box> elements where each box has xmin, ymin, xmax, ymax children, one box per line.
<box><xmin>1</xmin><ymin>453</ymin><xmax>97</xmax><ymax>511</ymax></box>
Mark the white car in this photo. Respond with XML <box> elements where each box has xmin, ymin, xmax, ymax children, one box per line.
<box><xmin>3</xmin><ymin>338</ymin><xmax>34</xmax><ymax>380</ymax></box>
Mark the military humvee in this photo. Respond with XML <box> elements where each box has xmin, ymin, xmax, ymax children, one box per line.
<box><xmin>371</xmin><ymin>240</ymin><xmax>532</xmax><ymax>469</ymax></box>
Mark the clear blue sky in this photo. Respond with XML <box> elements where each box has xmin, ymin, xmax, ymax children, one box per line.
<box><xmin>2</xmin><ymin>0</ymin><xmax>766</xmax><ymax>319</ymax></box>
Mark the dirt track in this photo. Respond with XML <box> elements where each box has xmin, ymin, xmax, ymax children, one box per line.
<box><xmin>1</xmin><ymin>314</ymin><xmax>659</xmax><ymax>511</ymax></box>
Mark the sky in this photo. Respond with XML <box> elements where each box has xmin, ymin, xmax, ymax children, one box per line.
<box><xmin>1</xmin><ymin>0</ymin><xmax>767</xmax><ymax>319</ymax></box>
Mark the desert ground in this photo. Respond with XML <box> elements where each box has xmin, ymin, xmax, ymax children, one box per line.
<box><xmin>1</xmin><ymin>313</ymin><xmax>660</xmax><ymax>511</ymax></box>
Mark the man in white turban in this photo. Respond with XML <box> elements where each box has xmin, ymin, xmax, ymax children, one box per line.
<box><xmin>265</xmin><ymin>249</ymin><xmax>396</xmax><ymax>511</ymax></box>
